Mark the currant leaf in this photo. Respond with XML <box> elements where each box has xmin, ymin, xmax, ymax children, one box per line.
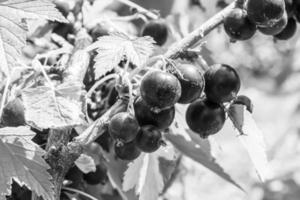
<box><xmin>228</xmin><ymin>104</ymin><xmax>271</xmax><ymax>182</ymax></box>
<box><xmin>87</xmin><ymin>32</ymin><xmax>155</xmax><ymax>79</ymax></box>
<box><xmin>0</xmin><ymin>126</ymin><xmax>54</xmax><ymax>200</ymax></box>
<box><xmin>0</xmin><ymin>0</ymin><xmax>67</xmax><ymax>75</ymax></box>
<box><xmin>22</xmin><ymin>82</ymin><xmax>85</xmax><ymax>129</ymax></box>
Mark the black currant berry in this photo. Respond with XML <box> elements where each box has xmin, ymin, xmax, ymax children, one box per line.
<box><xmin>1</xmin><ymin>98</ymin><xmax>25</xmax><ymax>127</ymax></box>
<box><xmin>108</xmin><ymin>112</ymin><xmax>139</xmax><ymax>143</ymax></box>
<box><xmin>204</xmin><ymin>64</ymin><xmax>241</xmax><ymax>103</ymax></box>
<box><xmin>246</xmin><ymin>0</ymin><xmax>285</xmax><ymax>26</ymax></box>
<box><xmin>186</xmin><ymin>99</ymin><xmax>226</xmax><ymax>138</ymax></box>
<box><xmin>114</xmin><ymin>140</ymin><xmax>141</xmax><ymax>161</ymax></box>
<box><xmin>65</xmin><ymin>166</ymin><xmax>83</xmax><ymax>188</ymax></box>
<box><xmin>136</xmin><ymin>125</ymin><xmax>162</xmax><ymax>153</ymax></box>
<box><xmin>274</xmin><ymin>17</ymin><xmax>297</xmax><ymax>40</ymax></box>
<box><xmin>258</xmin><ymin>12</ymin><xmax>288</xmax><ymax>35</ymax></box>
<box><xmin>223</xmin><ymin>8</ymin><xmax>257</xmax><ymax>40</ymax></box>
<box><xmin>174</xmin><ymin>64</ymin><xmax>204</xmax><ymax>104</ymax></box>
<box><xmin>83</xmin><ymin>165</ymin><xmax>108</xmax><ymax>185</ymax></box>
<box><xmin>232</xmin><ymin>95</ymin><xmax>253</xmax><ymax>113</ymax></box>
<box><xmin>140</xmin><ymin>70</ymin><xmax>181</xmax><ymax>110</ymax></box>
<box><xmin>134</xmin><ymin>97</ymin><xmax>175</xmax><ymax>129</ymax></box>
<box><xmin>142</xmin><ymin>19</ymin><xmax>168</xmax><ymax>46</ymax></box>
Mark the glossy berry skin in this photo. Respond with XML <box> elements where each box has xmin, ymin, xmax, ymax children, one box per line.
<box><xmin>134</xmin><ymin>97</ymin><xmax>175</xmax><ymax>129</ymax></box>
<box><xmin>136</xmin><ymin>125</ymin><xmax>162</xmax><ymax>153</ymax></box>
<box><xmin>142</xmin><ymin>20</ymin><xmax>168</xmax><ymax>46</ymax></box>
<box><xmin>204</xmin><ymin>64</ymin><xmax>241</xmax><ymax>104</ymax></box>
<box><xmin>108</xmin><ymin>112</ymin><xmax>139</xmax><ymax>143</ymax></box>
<box><xmin>258</xmin><ymin>12</ymin><xmax>288</xmax><ymax>35</ymax></box>
<box><xmin>223</xmin><ymin>8</ymin><xmax>257</xmax><ymax>40</ymax></box>
<box><xmin>232</xmin><ymin>95</ymin><xmax>253</xmax><ymax>113</ymax></box>
<box><xmin>114</xmin><ymin>140</ymin><xmax>141</xmax><ymax>161</ymax></box>
<box><xmin>274</xmin><ymin>17</ymin><xmax>297</xmax><ymax>40</ymax></box>
<box><xmin>246</xmin><ymin>0</ymin><xmax>285</xmax><ymax>26</ymax></box>
<box><xmin>83</xmin><ymin>165</ymin><xmax>108</xmax><ymax>185</ymax></box>
<box><xmin>1</xmin><ymin>98</ymin><xmax>25</xmax><ymax>127</ymax></box>
<box><xmin>186</xmin><ymin>99</ymin><xmax>226</xmax><ymax>138</ymax></box>
<box><xmin>174</xmin><ymin>64</ymin><xmax>204</xmax><ymax>104</ymax></box>
<box><xmin>140</xmin><ymin>70</ymin><xmax>181</xmax><ymax>110</ymax></box>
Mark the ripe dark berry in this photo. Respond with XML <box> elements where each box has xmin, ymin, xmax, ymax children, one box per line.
<box><xmin>1</xmin><ymin>98</ymin><xmax>25</xmax><ymax>127</ymax></box>
<box><xmin>134</xmin><ymin>97</ymin><xmax>175</xmax><ymax>129</ymax></box>
<box><xmin>65</xmin><ymin>166</ymin><xmax>83</xmax><ymax>188</ymax></box>
<box><xmin>223</xmin><ymin>8</ymin><xmax>257</xmax><ymax>40</ymax></box>
<box><xmin>108</xmin><ymin>112</ymin><xmax>139</xmax><ymax>143</ymax></box>
<box><xmin>140</xmin><ymin>70</ymin><xmax>181</xmax><ymax>110</ymax></box>
<box><xmin>83</xmin><ymin>165</ymin><xmax>108</xmax><ymax>185</ymax></box>
<box><xmin>136</xmin><ymin>125</ymin><xmax>162</xmax><ymax>153</ymax></box>
<box><xmin>258</xmin><ymin>12</ymin><xmax>288</xmax><ymax>35</ymax></box>
<box><xmin>232</xmin><ymin>95</ymin><xmax>253</xmax><ymax>113</ymax></box>
<box><xmin>204</xmin><ymin>64</ymin><xmax>241</xmax><ymax>103</ymax></box>
<box><xmin>246</xmin><ymin>0</ymin><xmax>285</xmax><ymax>26</ymax></box>
<box><xmin>114</xmin><ymin>140</ymin><xmax>141</xmax><ymax>161</ymax></box>
<box><xmin>174</xmin><ymin>64</ymin><xmax>204</xmax><ymax>104</ymax></box>
<box><xmin>186</xmin><ymin>99</ymin><xmax>226</xmax><ymax>138</ymax></box>
<box><xmin>274</xmin><ymin>17</ymin><xmax>297</xmax><ymax>40</ymax></box>
<box><xmin>142</xmin><ymin>20</ymin><xmax>168</xmax><ymax>46</ymax></box>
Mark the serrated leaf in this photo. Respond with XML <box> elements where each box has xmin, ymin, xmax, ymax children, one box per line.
<box><xmin>138</xmin><ymin>154</ymin><xmax>164</xmax><ymax>200</ymax></box>
<box><xmin>228</xmin><ymin>104</ymin><xmax>271</xmax><ymax>182</ymax></box>
<box><xmin>0</xmin><ymin>126</ymin><xmax>54</xmax><ymax>200</ymax></box>
<box><xmin>0</xmin><ymin>0</ymin><xmax>67</xmax><ymax>75</ymax></box>
<box><xmin>87</xmin><ymin>32</ymin><xmax>155</xmax><ymax>79</ymax></box>
<box><xmin>75</xmin><ymin>154</ymin><xmax>96</xmax><ymax>174</ymax></box>
<box><xmin>122</xmin><ymin>146</ymin><xmax>176</xmax><ymax>200</ymax></box>
<box><xmin>22</xmin><ymin>82</ymin><xmax>85</xmax><ymax>129</ymax></box>
<box><xmin>165</xmin><ymin>129</ymin><xmax>244</xmax><ymax>191</ymax></box>
<box><xmin>123</xmin><ymin>154</ymin><xmax>145</xmax><ymax>192</ymax></box>
<box><xmin>103</xmin><ymin>150</ymin><xmax>138</xmax><ymax>200</ymax></box>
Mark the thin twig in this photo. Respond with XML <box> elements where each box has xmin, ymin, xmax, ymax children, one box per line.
<box><xmin>115</xmin><ymin>0</ymin><xmax>158</xmax><ymax>20</ymax></box>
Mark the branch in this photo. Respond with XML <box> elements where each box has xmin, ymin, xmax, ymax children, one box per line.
<box><xmin>164</xmin><ymin>1</ymin><xmax>237</xmax><ymax>59</ymax></box>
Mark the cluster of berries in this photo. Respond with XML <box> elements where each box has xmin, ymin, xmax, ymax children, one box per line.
<box><xmin>108</xmin><ymin>61</ymin><xmax>252</xmax><ymax>161</ymax></box>
<box><xmin>223</xmin><ymin>0</ymin><xmax>299</xmax><ymax>41</ymax></box>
